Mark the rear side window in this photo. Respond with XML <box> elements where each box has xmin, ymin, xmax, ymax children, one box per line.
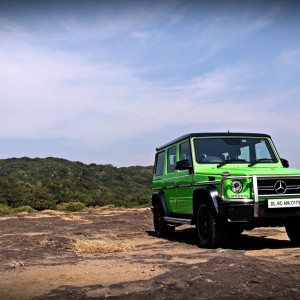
<box><xmin>167</xmin><ymin>146</ymin><xmax>176</xmax><ymax>173</ymax></box>
<box><xmin>155</xmin><ymin>151</ymin><xmax>165</xmax><ymax>176</ymax></box>
<box><xmin>180</xmin><ymin>141</ymin><xmax>191</xmax><ymax>161</ymax></box>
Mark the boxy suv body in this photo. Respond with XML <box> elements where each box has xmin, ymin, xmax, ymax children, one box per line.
<box><xmin>151</xmin><ymin>133</ymin><xmax>300</xmax><ymax>247</ymax></box>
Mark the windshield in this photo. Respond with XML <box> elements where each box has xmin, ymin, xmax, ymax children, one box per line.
<box><xmin>194</xmin><ymin>137</ymin><xmax>278</xmax><ymax>164</ymax></box>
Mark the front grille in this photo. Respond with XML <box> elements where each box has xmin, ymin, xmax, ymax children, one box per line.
<box><xmin>257</xmin><ymin>177</ymin><xmax>300</xmax><ymax>196</ymax></box>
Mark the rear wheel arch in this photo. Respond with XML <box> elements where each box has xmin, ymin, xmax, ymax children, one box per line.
<box><xmin>152</xmin><ymin>192</ymin><xmax>174</xmax><ymax>237</ymax></box>
<box><xmin>152</xmin><ymin>193</ymin><xmax>160</xmax><ymax>207</ymax></box>
<box><xmin>152</xmin><ymin>191</ymin><xmax>168</xmax><ymax>215</ymax></box>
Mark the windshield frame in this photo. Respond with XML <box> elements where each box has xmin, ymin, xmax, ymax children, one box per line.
<box><xmin>193</xmin><ymin>136</ymin><xmax>279</xmax><ymax>165</ymax></box>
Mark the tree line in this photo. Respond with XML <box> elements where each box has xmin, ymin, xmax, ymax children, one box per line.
<box><xmin>0</xmin><ymin>157</ymin><xmax>153</xmax><ymax>210</ymax></box>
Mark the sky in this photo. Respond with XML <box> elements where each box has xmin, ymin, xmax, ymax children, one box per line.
<box><xmin>0</xmin><ymin>0</ymin><xmax>300</xmax><ymax>167</ymax></box>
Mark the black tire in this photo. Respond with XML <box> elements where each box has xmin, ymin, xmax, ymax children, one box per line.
<box><xmin>285</xmin><ymin>218</ymin><xmax>300</xmax><ymax>245</ymax></box>
<box><xmin>153</xmin><ymin>203</ymin><xmax>175</xmax><ymax>237</ymax></box>
<box><xmin>196</xmin><ymin>203</ymin><xmax>223</xmax><ymax>248</ymax></box>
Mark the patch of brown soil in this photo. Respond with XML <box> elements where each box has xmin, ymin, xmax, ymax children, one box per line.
<box><xmin>0</xmin><ymin>259</ymin><xmax>167</xmax><ymax>299</ymax></box>
<box><xmin>0</xmin><ymin>208</ymin><xmax>299</xmax><ymax>299</ymax></box>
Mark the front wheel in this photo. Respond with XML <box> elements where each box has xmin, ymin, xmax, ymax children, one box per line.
<box><xmin>196</xmin><ymin>204</ymin><xmax>223</xmax><ymax>248</ymax></box>
<box><xmin>285</xmin><ymin>218</ymin><xmax>300</xmax><ymax>245</ymax></box>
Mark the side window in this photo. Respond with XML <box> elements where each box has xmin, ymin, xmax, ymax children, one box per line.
<box><xmin>180</xmin><ymin>141</ymin><xmax>191</xmax><ymax>161</ymax></box>
<box><xmin>167</xmin><ymin>146</ymin><xmax>176</xmax><ymax>173</ymax></box>
<box><xmin>155</xmin><ymin>151</ymin><xmax>165</xmax><ymax>176</ymax></box>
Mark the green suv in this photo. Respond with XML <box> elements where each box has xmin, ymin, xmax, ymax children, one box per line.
<box><xmin>151</xmin><ymin>133</ymin><xmax>300</xmax><ymax>247</ymax></box>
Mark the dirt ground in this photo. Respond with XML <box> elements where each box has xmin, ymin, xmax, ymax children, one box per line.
<box><xmin>0</xmin><ymin>207</ymin><xmax>299</xmax><ymax>299</ymax></box>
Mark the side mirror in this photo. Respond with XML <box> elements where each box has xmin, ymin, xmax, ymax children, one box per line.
<box><xmin>281</xmin><ymin>158</ymin><xmax>289</xmax><ymax>168</ymax></box>
<box><xmin>175</xmin><ymin>159</ymin><xmax>192</xmax><ymax>171</ymax></box>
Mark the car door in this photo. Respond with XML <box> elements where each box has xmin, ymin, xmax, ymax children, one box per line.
<box><xmin>175</xmin><ymin>140</ymin><xmax>193</xmax><ymax>214</ymax></box>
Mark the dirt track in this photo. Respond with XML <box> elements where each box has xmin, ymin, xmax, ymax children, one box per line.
<box><xmin>0</xmin><ymin>208</ymin><xmax>299</xmax><ymax>299</ymax></box>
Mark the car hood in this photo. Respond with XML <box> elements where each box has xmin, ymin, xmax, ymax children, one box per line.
<box><xmin>195</xmin><ymin>165</ymin><xmax>300</xmax><ymax>177</ymax></box>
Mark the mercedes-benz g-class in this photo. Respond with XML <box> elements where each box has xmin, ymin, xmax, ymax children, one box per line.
<box><xmin>151</xmin><ymin>133</ymin><xmax>300</xmax><ymax>247</ymax></box>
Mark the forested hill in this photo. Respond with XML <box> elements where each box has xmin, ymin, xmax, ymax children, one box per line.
<box><xmin>0</xmin><ymin>157</ymin><xmax>153</xmax><ymax>210</ymax></box>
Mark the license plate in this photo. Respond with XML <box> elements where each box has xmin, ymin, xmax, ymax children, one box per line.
<box><xmin>268</xmin><ymin>199</ymin><xmax>300</xmax><ymax>208</ymax></box>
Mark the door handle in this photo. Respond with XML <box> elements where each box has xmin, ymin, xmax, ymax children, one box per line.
<box><xmin>164</xmin><ymin>185</ymin><xmax>176</xmax><ymax>189</ymax></box>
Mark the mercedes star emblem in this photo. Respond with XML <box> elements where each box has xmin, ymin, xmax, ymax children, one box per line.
<box><xmin>274</xmin><ymin>180</ymin><xmax>287</xmax><ymax>194</ymax></box>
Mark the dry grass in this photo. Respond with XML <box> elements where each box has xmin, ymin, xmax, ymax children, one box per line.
<box><xmin>60</xmin><ymin>214</ymin><xmax>92</xmax><ymax>224</ymax></box>
<box><xmin>36</xmin><ymin>238</ymin><xmax>50</xmax><ymax>247</ymax></box>
<box><xmin>245</xmin><ymin>249</ymin><xmax>287</xmax><ymax>257</ymax></box>
<box><xmin>0</xmin><ymin>216</ymin><xmax>17</xmax><ymax>221</ymax></box>
<box><xmin>8</xmin><ymin>259</ymin><xmax>25</xmax><ymax>269</ymax></box>
<box><xmin>93</xmin><ymin>207</ymin><xmax>149</xmax><ymax>215</ymax></box>
<box><xmin>40</xmin><ymin>210</ymin><xmax>64</xmax><ymax>215</ymax></box>
<box><xmin>71</xmin><ymin>236</ymin><xmax>133</xmax><ymax>254</ymax></box>
<box><xmin>60</xmin><ymin>215</ymin><xmax>84</xmax><ymax>221</ymax></box>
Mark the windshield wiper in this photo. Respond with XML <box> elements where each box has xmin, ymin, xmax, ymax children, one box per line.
<box><xmin>217</xmin><ymin>159</ymin><xmax>247</xmax><ymax>168</ymax></box>
<box><xmin>248</xmin><ymin>158</ymin><xmax>277</xmax><ymax>167</ymax></box>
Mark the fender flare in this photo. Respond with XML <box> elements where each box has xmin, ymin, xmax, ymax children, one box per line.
<box><xmin>152</xmin><ymin>191</ymin><xmax>169</xmax><ymax>216</ymax></box>
<box><xmin>193</xmin><ymin>185</ymin><xmax>221</xmax><ymax>216</ymax></box>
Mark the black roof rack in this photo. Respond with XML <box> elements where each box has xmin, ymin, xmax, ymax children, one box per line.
<box><xmin>156</xmin><ymin>132</ymin><xmax>271</xmax><ymax>151</ymax></box>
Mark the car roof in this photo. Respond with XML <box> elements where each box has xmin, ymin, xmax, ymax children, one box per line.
<box><xmin>156</xmin><ymin>132</ymin><xmax>271</xmax><ymax>151</ymax></box>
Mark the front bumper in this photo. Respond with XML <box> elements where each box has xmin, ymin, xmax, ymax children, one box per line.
<box><xmin>220</xmin><ymin>175</ymin><xmax>300</xmax><ymax>226</ymax></box>
<box><xmin>220</xmin><ymin>200</ymin><xmax>300</xmax><ymax>226</ymax></box>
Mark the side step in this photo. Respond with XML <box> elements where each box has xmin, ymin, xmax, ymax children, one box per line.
<box><xmin>164</xmin><ymin>216</ymin><xmax>192</xmax><ymax>225</ymax></box>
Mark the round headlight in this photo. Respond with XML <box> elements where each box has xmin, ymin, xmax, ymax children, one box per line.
<box><xmin>231</xmin><ymin>180</ymin><xmax>243</xmax><ymax>193</ymax></box>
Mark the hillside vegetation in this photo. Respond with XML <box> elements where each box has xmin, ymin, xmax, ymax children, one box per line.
<box><xmin>0</xmin><ymin>157</ymin><xmax>153</xmax><ymax>210</ymax></box>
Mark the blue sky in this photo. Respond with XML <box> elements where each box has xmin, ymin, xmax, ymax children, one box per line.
<box><xmin>0</xmin><ymin>0</ymin><xmax>300</xmax><ymax>166</ymax></box>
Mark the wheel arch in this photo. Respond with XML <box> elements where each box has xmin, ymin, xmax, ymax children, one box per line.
<box><xmin>192</xmin><ymin>185</ymin><xmax>220</xmax><ymax>224</ymax></box>
<box><xmin>152</xmin><ymin>191</ymin><xmax>169</xmax><ymax>216</ymax></box>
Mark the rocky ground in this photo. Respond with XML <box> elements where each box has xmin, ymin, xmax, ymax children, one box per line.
<box><xmin>0</xmin><ymin>207</ymin><xmax>299</xmax><ymax>299</ymax></box>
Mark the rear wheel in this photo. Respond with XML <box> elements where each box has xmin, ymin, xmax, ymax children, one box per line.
<box><xmin>285</xmin><ymin>218</ymin><xmax>300</xmax><ymax>245</ymax></box>
<box><xmin>153</xmin><ymin>203</ymin><xmax>175</xmax><ymax>237</ymax></box>
<box><xmin>196</xmin><ymin>204</ymin><xmax>223</xmax><ymax>248</ymax></box>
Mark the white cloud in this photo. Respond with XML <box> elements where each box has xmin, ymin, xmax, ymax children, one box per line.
<box><xmin>176</xmin><ymin>66</ymin><xmax>249</xmax><ymax>98</ymax></box>
<box><xmin>242</xmin><ymin>4</ymin><xmax>281</xmax><ymax>35</ymax></box>
<box><xmin>0</xmin><ymin>38</ymin><xmax>299</xmax><ymax>154</ymax></box>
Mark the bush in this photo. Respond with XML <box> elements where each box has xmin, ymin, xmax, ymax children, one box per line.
<box><xmin>0</xmin><ymin>157</ymin><xmax>153</xmax><ymax>210</ymax></box>
<box><xmin>14</xmin><ymin>206</ymin><xmax>36</xmax><ymax>213</ymax></box>
<box><xmin>0</xmin><ymin>204</ymin><xmax>36</xmax><ymax>215</ymax></box>
<box><xmin>0</xmin><ymin>204</ymin><xmax>12</xmax><ymax>215</ymax></box>
<box><xmin>56</xmin><ymin>201</ymin><xmax>86</xmax><ymax>212</ymax></box>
